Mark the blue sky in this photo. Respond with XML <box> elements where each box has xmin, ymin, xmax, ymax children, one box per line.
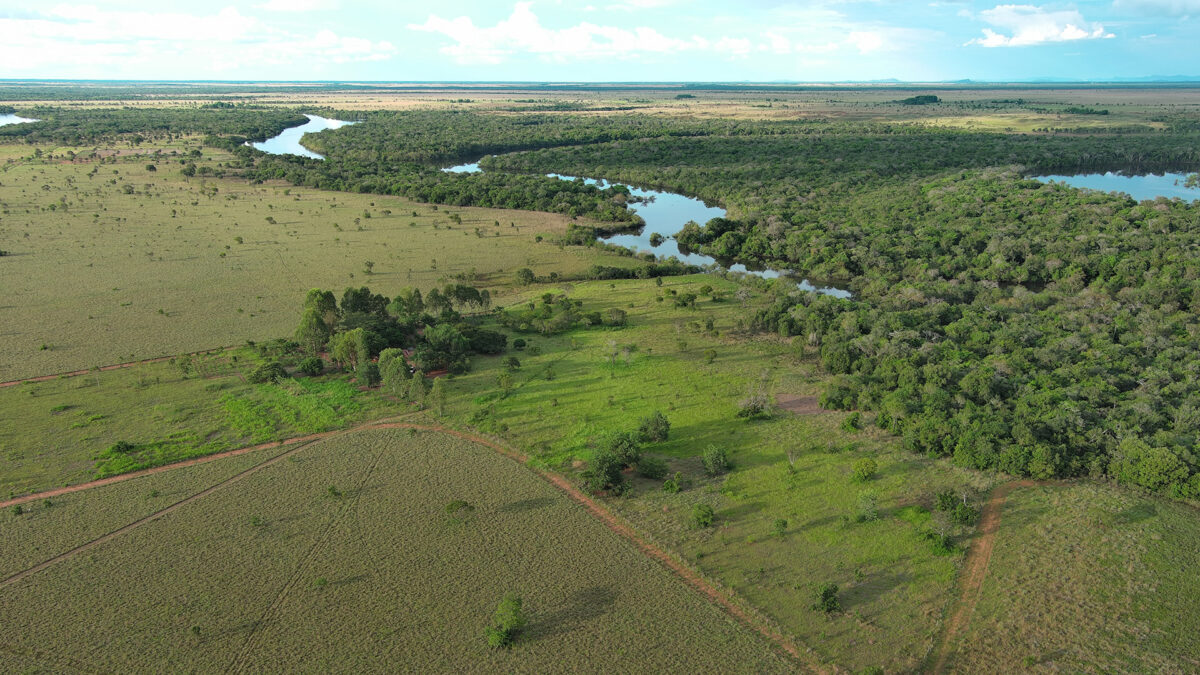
<box><xmin>0</xmin><ymin>1</ymin><xmax>1196</xmax><ymax>81</ymax></box>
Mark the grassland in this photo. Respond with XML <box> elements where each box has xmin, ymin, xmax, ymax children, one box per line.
<box><xmin>946</xmin><ymin>482</ymin><xmax>1200</xmax><ymax>673</ymax></box>
<box><xmin>0</xmin><ymin>428</ymin><xmax>793</xmax><ymax>672</ymax></box>
<box><xmin>433</xmin><ymin>274</ymin><xmax>993</xmax><ymax>672</ymax></box>
<box><xmin>0</xmin><ymin>140</ymin><xmax>637</xmax><ymax>381</ymax></box>
<box><xmin>0</xmin><ymin>346</ymin><xmax>395</xmax><ymax>497</ymax></box>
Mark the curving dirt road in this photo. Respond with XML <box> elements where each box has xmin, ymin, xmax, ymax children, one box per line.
<box><xmin>929</xmin><ymin>479</ymin><xmax>1040</xmax><ymax>674</ymax></box>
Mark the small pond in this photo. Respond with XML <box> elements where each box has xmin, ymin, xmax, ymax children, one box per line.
<box><xmin>249</xmin><ymin>114</ymin><xmax>356</xmax><ymax>160</ymax></box>
<box><xmin>1034</xmin><ymin>171</ymin><xmax>1199</xmax><ymax>202</ymax></box>
<box><xmin>444</xmin><ymin>161</ymin><xmax>851</xmax><ymax>297</ymax></box>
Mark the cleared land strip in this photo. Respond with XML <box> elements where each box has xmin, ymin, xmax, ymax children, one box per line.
<box><xmin>0</xmin><ymin>346</ymin><xmax>234</xmax><ymax>388</ymax></box>
<box><xmin>0</xmin><ymin>420</ymin><xmax>818</xmax><ymax>671</ymax></box>
<box><xmin>929</xmin><ymin>479</ymin><xmax>1041</xmax><ymax>674</ymax></box>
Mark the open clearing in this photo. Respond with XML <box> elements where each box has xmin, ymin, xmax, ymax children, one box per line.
<box><xmin>0</xmin><ymin>427</ymin><xmax>793</xmax><ymax>672</ymax></box>
<box><xmin>944</xmin><ymin>482</ymin><xmax>1200</xmax><ymax>673</ymax></box>
<box><xmin>0</xmin><ymin>141</ymin><xmax>636</xmax><ymax>380</ymax></box>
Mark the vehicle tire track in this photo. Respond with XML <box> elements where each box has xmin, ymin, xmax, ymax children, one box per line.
<box><xmin>0</xmin><ymin>346</ymin><xmax>235</xmax><ymax>388</ymax></box>
<box><xmin>929</xmin><ymin>479</ymin><xmax>1039</xmax><ymax>674</ymax></box>
<box><xmin>0</xmin><ymin>440</ymin><xmax>315</xmax><ymax>591</ymax></box>
<box><xmin>226</xmin><ymin>447</ymin><xmax>386</xmax><ymax>674</ymax></box>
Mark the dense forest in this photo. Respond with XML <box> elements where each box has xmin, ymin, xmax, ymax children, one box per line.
<box><xmin>0</xmin><ymin>106</ymin><xmax>308</xmax><ymax>145</ymax></box>
<box><xmin>486</xmin><ymin>123</ymin><xmax>1200</xmax><ymax>498</ymax></box>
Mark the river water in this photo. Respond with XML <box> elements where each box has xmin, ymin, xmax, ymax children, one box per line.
<box><xmin>249</xmin><ymin>114</ymin><xmax>356</xmax><ymax>160</ymax></box>
<box><xmin>0</xmin><ymin>113</ymin><xmax>38</xmax><ymax>126</ymax></box>
<box><xmin>444</xmin><ymin>161</ymin><xmax>851</xmax><ymax>297</ymax></box>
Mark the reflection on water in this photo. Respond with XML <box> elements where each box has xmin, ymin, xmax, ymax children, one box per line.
<box><xmin>249</xmin><ymin>114</ymin><xmax>356</xmax><ymax>160</ymax></box>
<box><xmin>1034</xmin><ymin>171</ymin><xmax>1199</xmax><ymax>202</ymax></box>
<box><xmin>443</xmin><ymin>161</ymin><xmax>851</xmax><ymax>297</ymax></box>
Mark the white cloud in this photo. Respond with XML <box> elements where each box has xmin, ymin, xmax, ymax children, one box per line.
<box><xmin>1113</xmin><ymin>0</ymin><xmax>1200</xmax><ymax>15</ymax></box>
<box><xmin>409</xmin><ymin>2</ymin><xmax>709</xmax><ymax>64</ymax></box>
<box><xmin>258</xmin><ymin>0</ymin><xmax>340</xmax><ymax>12</ymax></box>
<box><xmin>968</xmin><ymin>4</ymin><xmax>1114</xmax><ymax>47</ymax></box>
<box><xmin>0</xmin><ymin>4</ymin><xmax>394</xmax><ymax>76</ymax></box>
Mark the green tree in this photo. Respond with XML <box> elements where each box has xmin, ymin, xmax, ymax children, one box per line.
<box><xmin>637</xmin><ymin>411</ymin><xmax>671</xmax><ymax>443</ymax></box>
<box><xmin>484</xmin><ymin>593</ymin><xmax>527</xmax><ymax>648</ymax></box>
<box><xmin>692</xmin><ymin>503</ymin><xmax>715</xmax><ymax>527</ymax></box>
<box><xmin>851</xmin><ymin>457</ymin><xmax>878</xmax><ymax>482</ymax></box>
<box><xmin>702</xmin><ymin>444</ymin><xmax>731</xmax><ymax>476</ymax></box>
<box><xmin>514</xmin><ymin>268</ymin><xmax>536</xmax><ymax>285</ymax></box>
<box><xmin>294</xmin><ymin>307</ymin><xmax>331</xmax><ymax>355</ymax></box>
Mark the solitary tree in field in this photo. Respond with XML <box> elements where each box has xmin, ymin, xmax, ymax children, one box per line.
<box><xmin>484</xmin><ymin>593</ymin><xmax>526</xmax><ymax>648</ymax></box>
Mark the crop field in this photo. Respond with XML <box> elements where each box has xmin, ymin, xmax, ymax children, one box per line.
<box><xmin>0</xmin><ymin>428</ymin><xmax>793</xmax><ymax>673</ymax></box>
<box><xmin>946</xmin><ymin>482</ymin><xmax>1200</xmax><ymax>673</ymax></box>
<box><xmin>0</xmin><ymin>141</ymin><xmax>637</xmax><ymax>380</ymax></box>
<box><xmin>0</xmin><ymin>347</ymin><xmax>396</xmax><ymax>497</ymax></box>
<box><xmin>434</xmin><ymin>274</ymin><xmax>993</xmax><ymax>672</ymax></box>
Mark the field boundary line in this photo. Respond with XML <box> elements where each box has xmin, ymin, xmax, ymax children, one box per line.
<box><xmin>0</xmin><ymin>345</ymin><xmax>236</xmax><ymax>388</ymax></box>
<box><xmin>0</xmin><ymin>440</ymin><xmax>317</xmax><ymax>591</ymax></box>
<box><xmin>928</xmin><ymin>479</ymin><xmax>1041</xmax><ymax>674</ymax></box>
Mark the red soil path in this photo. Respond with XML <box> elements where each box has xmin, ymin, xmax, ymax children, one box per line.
<box><xmin>0</xmin><ymin>419</ymin><xmax>819</xmax><ymax>670</ymax></box>
<box><xmin>929</xmin><ymin>479</ymin><xmax>1040</xmax><ymax>674</ymax></box>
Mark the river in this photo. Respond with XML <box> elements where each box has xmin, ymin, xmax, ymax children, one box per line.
<box><xmin>248</xmin><ymin>114</ymin><xmax>356</xmax><ymax>160</ymax></box>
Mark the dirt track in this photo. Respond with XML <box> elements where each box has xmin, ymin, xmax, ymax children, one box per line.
<box><xmin>929</xmin><ymin>479</ymin><xmax>1039</xmax><ymax>674</ymax></box>
<box><xmin>0</xmin><ymin>347</ymin><xmax>233</xmax><ymax>389</ymax></box>
<box><xmin>0</xmin><ymin>419</ymin><xmax>817</xmax><ymax>670</ymax></box>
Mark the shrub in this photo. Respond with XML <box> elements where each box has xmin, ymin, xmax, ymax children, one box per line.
<box><xmin>851</xmin><ymin>457</ymin><xmax>878</xmax><ymax>482</ymax></box>
<box><xmin>692</xmin><ymin>503</ymin><xmax>715</xmax><ymax>527</ymax></box>
<box><xmin>952</xmin><ymin>501</ymin><xmax>979</xmax><ymax>525</ymax></box>
<box><xmin>248</xmin><ymin>360</ymin><xmax>287</xmax><ymax>384</ymax></box>
<box><xmin>701</xmin><ymin>444</ymin><xmax>731</xmax><ymax>477</ymax></box>
<box><xmin>662</xmin><ymin>472</ymin><xmax>683</xmax><ymax>494</ymax></box>
<box><xmin>855</xmin><ymin>492</ymin><xmax>879</xmax><ymax>522</ymax></box>
<box><xmin>934</xmin><ymin>490</ymin><xmax>957</xmax><ymax>512</ymax></box>
<box><xmin>484</xmin><ymin>593</ymin><xmax>526</xmax><ymax>649</ymax></box>
<box><xmin>512</xmin><ymin>338</ymin><xmax>526</xmax><ymax>350</ymax></box>
<box><xmin>637</xmin><ymin>411</ymin><xmax>671</xmax><ymax>443</ymax></box>
<box><xmin>636</xmin><ymin>455</ymin><xmax>669</xmax><ymax>480</ymax></box>
<box><xmin>840</xmin><ymin>412</ymin><xmax>862</xmax><ymax>432</ymax></box>
<box><xmin>813</xmin><ymin>582</ymin><xmax>841</xmax><ymax>613</ymax></box>
<box><xmin>583</xmin><ymin>448</ymin><xmax>628</xmax><ymax>494</ymax></box>
<box><xmin>773</xmin><ymin>518</ymin><xmax>788</xmax><ymax>537</ymax></box>
<box><xmin>735</xmin><ymin>392</ymin><xmax>773</xmax><ymax>419</ymax></box>
<box><xmin>11</xmin><ymin>504</ymin><xmax>23</xmax><ymax>516</ymax></box>
<box><xmin>297</xmin><ymin>356</ymin><xmax>324</xmax><ymax>376</ymax></box>
<box><xmin>514</xmin><ymin>268</ymin><xmax>536</xmax><ymax>285</ymax></box>
<box><xmin>602</xmin><ymin>431</ymin><xmax>642</xmax><ymax>467</ymax></box>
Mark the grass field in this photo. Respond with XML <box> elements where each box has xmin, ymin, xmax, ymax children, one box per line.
<box><xmin>947</xmin><ymin>482</ymin><xmax>1200</xmax><ymax>673</ymax></box>
<box><xmin>0</xmin><ymin>345</ymin><xmax>398</xmax><ymax>497</ymax></box>
<box><xmin>0</xmin><ymin>141</ymin><xmax>637</xmax><ymax>380</ymax></box>
<box><xmin>433</xmin><ymin>274</ymin><xmax>993</xmax><ymax>672</ymax></box>
<box><xmin>0</xmin><ymin>428</ymin><xmax>794</xmax><ymax>673</ymax></box>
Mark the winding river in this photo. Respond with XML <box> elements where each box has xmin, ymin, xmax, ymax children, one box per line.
<box><xmin>444</xmin><ymin>161</ymin><xmax>851</xmax><ymax>296</ymax></box>
<box><xmin>253</xmin><ymin>118</ymin><xmax>849</xmax><ymax>297</ymax></box>
<box><xmin>248</xmin><ymin>114</ymin><xmax>356</xmax><ymax>160</ymax></box>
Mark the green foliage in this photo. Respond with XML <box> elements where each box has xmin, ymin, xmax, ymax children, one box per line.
<box><xmin>637</xmin><ymin>410</ymin><xmax>671</xmax><ymax>443</ymax></box>
<box><xmin>297</xmin><ymin>356</ymin><xmax>324</xmax><ymax>377</ymax></box>
<box><xmin>840</xmin><ymin>412</ymin><xmax>862</xmax><ymax>432</ymax></box>
<box><xmin>357</xmin><ymin>362</ymin><xmax>380</xmax><ymax>387</ymax></box>
<box><xmin>662</xmin><ymin>472</ymin><xmax>683</xmax><ymax>494</ymax></box>
<box><xmin>772</xmin><ymin>518</ymin><xmax>788</xmax><ymax>537</ymax></box>
<box><xmin>701</xmin><ymin>444</ymin><xmax>731</xmax><ymax>477</ymax></box>
<box><xmin>247</xmin><ymin>361</ymin><xmax>287</xmax><ymax>384</ymax></box>
<box><xmin>855</xmin><ymin>492</ymin><xmax>879</xmax><ymax>522</ymax></box>
<box><xmin>583</xmin><ymin>448</ymin><xmax>628</xmax><ymax>495</ymax></box>
<box><xmin>851</xmin><ymin>457</ymin><xmax>878</xmax><ymax>483</ymax></box>
<box><xmin>601</xmin><ymin>431</ymin><xmax>643</xmax><ymax>467</ymax></box>
<box><xmin>813</xmin><ymin>582</ymin><xmax>841</xmax><ymax>613</ymax></box>
<box><xmin>636</xmin><ymin>455</ymin><xmax>669</xmax><ymax>480</ymax></box>
<box><xmin>514</xmin><ymin>268</ymin><xmax>536</xmax><ymax>285</ymax></box>
<box><xmin>692</xmin><ymin>503</ymin><xmax>715</xmax><ymax>528</ymax></box>
<box><xmin>484</xmin><ymin>593</ymin><xmax>527</xmax><ymax>649</ymax></box>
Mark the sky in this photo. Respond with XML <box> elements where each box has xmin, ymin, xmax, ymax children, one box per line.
<box><xmin>0</xmin><ymin>1</ymin><xmax>1196</xmax><ymax>82</ymax></box>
